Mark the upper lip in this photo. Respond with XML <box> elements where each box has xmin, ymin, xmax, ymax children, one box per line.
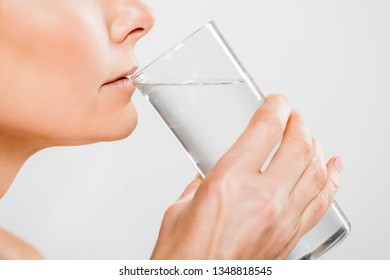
<box><xmin>103</xmin><ymin>66</ymin><xmax>138</xmax><ymax>85</ymax></box>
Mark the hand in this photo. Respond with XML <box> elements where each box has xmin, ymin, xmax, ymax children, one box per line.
<box><xmin>151</xmin><ymin>94</ymin><xmax>344</xmax><ymax>259</ymax></box>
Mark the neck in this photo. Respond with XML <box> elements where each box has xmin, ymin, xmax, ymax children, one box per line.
<box><xmin>0</xmin><ymin>133</ymin><xmax>45</xmax><ymax>198</ymax></box>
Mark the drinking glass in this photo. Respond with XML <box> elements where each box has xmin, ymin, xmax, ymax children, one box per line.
<box><xmin>131</xmin><ymin>21</ymin><xmax>350</xmax><ymax>259</ymax></box>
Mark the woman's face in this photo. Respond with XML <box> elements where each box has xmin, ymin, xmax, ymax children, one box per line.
<box><xmin>0</xmin><ymin>0</ymin><xmax>154</xmax><ymax>146</ymax></box>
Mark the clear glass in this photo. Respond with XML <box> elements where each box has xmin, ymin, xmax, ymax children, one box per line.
<box><xmin>131</xmin><ymin>21</ymin><xmax>351</xmax><ymax>260</ymax></box>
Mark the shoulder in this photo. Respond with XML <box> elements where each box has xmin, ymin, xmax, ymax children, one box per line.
<box><xmin>0</xmin><ymin>228</ymin><xmax>43</xmax><ymax>260</ymax></box>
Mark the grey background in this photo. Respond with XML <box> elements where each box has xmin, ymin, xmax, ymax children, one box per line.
<box><xmin>0</xmin><ymin>0</ymin><xmax>389</xmax><ymax>259</ymax></box>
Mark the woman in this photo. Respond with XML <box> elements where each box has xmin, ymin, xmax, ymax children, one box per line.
<box><xmin>0</xmin><ymin>0</ymin><xmax>343</xmax><ymax>259</ymax></box>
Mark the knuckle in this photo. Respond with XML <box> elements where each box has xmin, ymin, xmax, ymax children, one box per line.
<box><xmin>163</xmin><ymin>204</ymin><xmax>180</xmax><ymax>224</ymax></box>
<box><xmin>254</xmin><ymin>112</ymin><xmax>285</xmax><ymax>137</ymax></box>
<box><xmin>268</xmin><ymin>93</ymin><xmax>289</xmax><ymax>106</ymax></box>
<box><xmin>317</xmin><ymin>197</ymin><xmax>329</xmax><ymax>216</ymax></box>
<box><xmin>219</xmin><ymin>149</ymin><xmax>248</xmax><ymax>170</ymax></box>
<box><xmin>278</xmin><ymin>221</ymin><xmax>297</xmax><ymax>242</ymax></box>
<box><xmin>260</xmin><ymin>202</ymin><xmax>278</xmax><ymax>224</ymax></box>
<box><xmin>258</xmin><ymin>197</ymin><xmax>282</xmax><ymax>225</ymax></box>
<box><xmin>204</xmin><ymin>169</ymin><xmax>238</xmax><ymax>197</ymax></box>
<box><xmin>163</xmin><ymin>205</ymin><xmax>175</xmax><ymax>219</ymax></box>
<box><xmin>290</xmin><ymin>111</ymin><xmax>311</xmax><ymax>139</ymax></box>
<box><xmin>328</xmin><ymin>175</ymin><xmax>340</xmax><ymax>194</ymax></box>
<box><xmin>289</xmin><ymin>137</ymin><xmax>313</xmax><ymax>162</ymax></box>
<box><xmin>310</xmin><ymin>195</ymin><xmax>327</xmax><ymax>223</ymax></box>
<box><xmin>291</xmin><ymin>110</ymin><xmax>308</xmax><ymax>125</ymax></box>
<box><xmin>274</xmin><ymin>216</ymin><xmax>290</xmax><ymax>234</ymax></box>
<box><xmin>160</xmin><ymin>209</ymin><xmax>175</xmax><ymax>230</ymax></box>
<box><xmin>312</xmin><ymin>161</ymin><xmax>328</xmax><ymax>189</ymax></box>
<box><xmin>313</xmin><ymin>192</ymin><xmax>330</xmax><ymax>218</ymax></box>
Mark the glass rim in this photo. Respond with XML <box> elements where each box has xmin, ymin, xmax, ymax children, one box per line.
<box><xmin>130</xmin><ymin>20</ymin><xmax>217</xmax><ymax>81</ymax></box>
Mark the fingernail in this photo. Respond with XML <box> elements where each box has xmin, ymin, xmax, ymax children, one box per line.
<box><xmin>267</xmin><ymin>93</ymin><xmax>288</xmax><ymax>102</ymax></box>
<box><xmin>279</xmin><ymin>94</ymin><xmax>288</xmax><ymax>102</ymax></box>
<box><xmin>333</xmin><ymin>157</ymin><xmax>344</xmax><ymax>173</ymax></box>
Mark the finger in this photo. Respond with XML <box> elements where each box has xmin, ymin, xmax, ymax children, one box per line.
<box><xmin>296</xmin><ymin>156</ymin><xmax>344</xmax><ymax>235</ymax></box>
<box><xmin>269</xmin><ymin>138</ymin><xmax>326</xmax><ymax>256</ymax></box>
<box><xmin>176</xmin><ymin>174</ymin><xmax>203</xmax><ymax>203</ymax></box>
<box><xmin>274</xmin><ymin>156</ymin><xmax>344</xmax><ymax>259</ymax></box>
<box><xmin>224</xmin><ymin>94</ymin><xmax>291</xmax><ymax>173</ymax></box>
<box><xmin>264</xmin><ymin>110</ymin><xmax>313</xmax><ymax>195</ymax></box>
<box><xmin>288</xmin><ymin>138</ymin><xmax>327</xmax><ymax>215</ymax></box>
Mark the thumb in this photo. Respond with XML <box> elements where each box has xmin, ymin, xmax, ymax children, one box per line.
<box><xmin>176</xmin><ymin>173</ymin><xmax>203</xmax><ymax>203</ymax></box>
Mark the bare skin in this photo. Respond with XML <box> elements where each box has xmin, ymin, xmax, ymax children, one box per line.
<box><xmin>151</xmin><ymin>95</ymin><xmax>343</xmax><ymax>259</ymax></box>
<box><xmin>0</xmin><ymin>229</ymin><xmax>42</xmax><ymax>259</ymax></box>
<box><xmin>0</xmin><ymin>0</ymin><xmax>343</xmax><ymax>259</ymax></box>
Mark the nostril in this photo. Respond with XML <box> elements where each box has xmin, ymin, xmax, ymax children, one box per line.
<box><xmin>129</xmin><ymin>27</ymin><xmax>145</xmax><ymax>36</ymax></box>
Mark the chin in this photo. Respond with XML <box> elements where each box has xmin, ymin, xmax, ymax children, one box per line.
<box><xmin>46</xmin><ymin>105</ymin><xmax>139</xmax><ymax>146</ymax></box>
<box><xmin>102</xmin><ymin>108</ymin><xmax>139</xmax><ymax>142</ymax></box>
<box><xmin>75</xmin><ymin>106</ymin><xmax>139</xmax><ymax>145</ymax></box>
<box><xmin>109</xmin><ymin>119</ymin><xmax>138</xmax><ymax>141</ymax></box>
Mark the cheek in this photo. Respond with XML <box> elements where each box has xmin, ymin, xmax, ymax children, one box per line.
<box><xmin>24</xmin><ymin>5</ymin><xmax>107</xmax><ymax>101</ymax></box>
<box><xmin>0</xmin><ymin>3</ymin><xmax>136</xmax><ymax>143</ymax></box>
<box><xmin>0</xmin><ymin>3</ymin><xmax>104</xmax><ymax>126</ymax></box>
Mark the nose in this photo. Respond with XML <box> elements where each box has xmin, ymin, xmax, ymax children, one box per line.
<box><xmin>107</xmin><ymin>0</ymin><xmax>155</xmax><ymax>44</ymax></box>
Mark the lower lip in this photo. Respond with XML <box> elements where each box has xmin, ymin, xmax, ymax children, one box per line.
<box><xmin>104</xmin><ymin>77</ymin><xmax>135</xmax><ymax>88</ymax></box>
<box><xmin>103</xmin><ymin>78</ymin><xmax>136</xmax><ymax>98</ymax></box>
